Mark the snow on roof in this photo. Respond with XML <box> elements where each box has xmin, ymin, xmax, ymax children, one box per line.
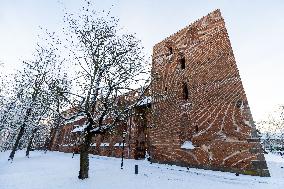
<box><xmin>62</xmin><ymin>144</ymin><xmax>74</xmax><ymax>147</ymax></box>
<box><xmin>90</xmin><ymin>125</ymin><xmax>108</xmax><ymax>133</ymax></box>
<box><xmin>71</xmin><ymin>124</ymin><xmax>110</xmax><ymax>133</ymax></box>
<box><xmin>71</xmin><ymin>124</ymin><xmax>87</xmax><ymax>133</ymax></box>
<box><xmin>100</xmin><ymin>143</ymin><xmax>109</xmax><ymax>147</ymax></box>
<box><xmin>114</xmin><ymin>143</ymin><xmax>122</xmax><ymax>147</ymax></box>
<box><xmin>65</xmin><ymin>115</ymin><xmax>86</xmax><ymax>125</ymax></box>
<box><xmin>181</xmin><ymin>141</ymin><xmax>195</xmax><ymax>150</ymax></box>
<box><xmin>137</xmin><ymin>96</ymin><xmax>152</xmax><ymax>106</ymax></box>
<box><xmin>90</xmin><ymin>143</ymin><xmax>123</xmax><ymax>147</ymax></box>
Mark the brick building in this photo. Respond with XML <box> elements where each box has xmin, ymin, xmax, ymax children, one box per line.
<box><xmin>50</xmin><ymin>9</ymin><xmax>270</xmax><ymax>176</ymax></box>
<box><xmin>49</xmin><ymin>92</ymin><xmax>151</xmax><ymax>160</ymax></box>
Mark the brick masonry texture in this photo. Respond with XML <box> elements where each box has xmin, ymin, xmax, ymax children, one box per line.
<box><xmin>50</xmin><ymin>9</ymin><xmax>270</xmax><ymax>177</ymax></box>
<box><xmin>50</xmin><ymin>104</ymin><xmax>150</xmax><ymax>160</ymax></box>
<box><xmin>150</xmin><ymin>9</ymin><xmax>269</xmax><ymax>176</ymax></box>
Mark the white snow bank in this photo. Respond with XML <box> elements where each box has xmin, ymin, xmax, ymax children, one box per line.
<box><xmin>181</xmin><ymin>141</ymin><xmax>195</xmax><ymax>150</ymax></box>
<box><xmin>0</xmin><ymin>151</ymin><xmax>284</xmax><ymax>189</ymax></box>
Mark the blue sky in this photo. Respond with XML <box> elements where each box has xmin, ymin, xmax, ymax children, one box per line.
<box><xmin>0</xmin><ymin>0</ymin><xmax>284</xmax><ymax>121</ymax></box>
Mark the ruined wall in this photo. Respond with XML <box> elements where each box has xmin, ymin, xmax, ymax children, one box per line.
<box><xmin>150</xmin><ymin>9</ymin><xmax>269</xmax><ymax>176</ymax></box>
<box><xmin>50</xmin><ymin>105</ymin><xmax>150</xmax><ymax>160</ymax></box>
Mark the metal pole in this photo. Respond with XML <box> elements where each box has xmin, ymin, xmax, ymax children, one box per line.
<box><xmin>121</xmin><ymin>132</ymin><xmax>126</xmax><ymax>169</ymax></box>
<box><xmin>135</xmin><ymin>164</ymin><xmax>138</xmax><ymax>174</ymax></box>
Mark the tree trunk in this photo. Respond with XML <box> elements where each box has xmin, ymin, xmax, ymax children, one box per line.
<box><xmin>0</xmin><ymin>132</ymin><xmax>10</xmax><ymax>152</ymax></box>
<box><xmin>47</xmin><ymin>129</ymin><xmax>56</xmax><ymax>151</ymax></box>
<box><xmin>43</xmin><ymin>136</ymin><xmax>51</xmax><ymax>153</ymax></box>
<box><xmin>8</xmin><ymin>125</ymin><xmax>25</xmax><ymax>161</ymax></box>
<box><xmin>8</xmin><ymin>108</ymin><xmax>32</xmax><ymax>161</ymax></box>
<box><xmin>78</xmin><ymin>143</ymin><xmax>89</xmax><ymax>179</ymax></box>
<box><xmin>48</xmin><ymin>101</ymin><xmax>61</xmax><ymax>151</ymax></box>
<box><xmin>26</xmin><ymin>128</ymin><xmax>38</xmax><ymax>157</ymax></box>
<box><xmin>78</xmin><ymin>132</ymin><xmax>92</xmax><ymax>179</ymax></box>
<box><xmin>3</xmin><ymin>132</ymin><xmax>16</xmax><ymax>151</ymax></box>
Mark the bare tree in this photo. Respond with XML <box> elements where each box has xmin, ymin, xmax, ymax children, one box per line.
<box><xmin>59</xmin><ymin>1</ymin><xmax>149</xmax><ymax>179</ymax></box>
<box><xmin>0</xmin><ymin>63</ymin><xmax>21</xmax><ymax>150</ymax></box>
<box><xmin>0</xmin><ymin>61</ymin><xmax>4</xmax><ymax>100</ymax></box>
<box><xmin>257</xmin><ymin>105</ymin><xmax>284</xmax><ymax>151</ymax></box>
<box><xmin>44</xmin><ymin>75</ymin><xmax>71</xmax><ymax>152</ymax></box>
<box><xmin>26</xmin><ymin>127</ymin><xmax>39</xmax><ymax>157</ymax></box>
<box><xmin>8</xmin><ymin>45</ymin><xmax>64</xmax><ymax>161</ymax></box>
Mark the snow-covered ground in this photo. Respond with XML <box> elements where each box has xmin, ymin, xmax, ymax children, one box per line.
<box><xmin>0</xmin><ymin>151</ymin><xmax>283</xmax><ymax>189</ymax></box>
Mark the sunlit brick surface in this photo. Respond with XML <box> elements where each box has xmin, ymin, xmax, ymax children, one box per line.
<box><xmin>149</xmin><ymin>9</ymin><xmax>269</xmax><ymax>176</ymax></box>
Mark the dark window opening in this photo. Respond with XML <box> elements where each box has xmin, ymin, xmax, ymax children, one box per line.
<box><xmin>180</xmin><ymin>57</ymin><xmax>186</xmax><ymax>69</ymax></box>
<box><xmin>182</xmin><ymin>83</ymin><xmax>189</xmax><ymax>100</ymax></box>
<box><xmin>168</xmin><ymin>47</ymin><xmax>173</xmax><ymax>55</ymax></box>
<box><xmin>236</xmin><ymin>100</ymin><xmax>242</xmax><ymax>108</ymax></box>
<box><xmin>195</xmin><ymin>125</ymin><xmax>198</xmax><ymax>133</ymax></box>
<box><xmin>165</xmin><ymin>87</ymin><xmax>167</xmax><ymax>92</ymax></box>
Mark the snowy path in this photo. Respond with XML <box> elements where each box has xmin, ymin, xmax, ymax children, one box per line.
<box><xmin>0</xmin><ymin>151</ymin><xmax>283</xmax><ymax>189</ymax></box>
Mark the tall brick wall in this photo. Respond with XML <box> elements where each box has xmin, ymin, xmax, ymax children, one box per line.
<box><xmin>150</xmin><ymin>9</ymin><xmax>270</xmax><ymax>176</ymax></box>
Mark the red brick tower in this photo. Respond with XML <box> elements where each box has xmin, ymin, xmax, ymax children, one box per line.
<box><xmin>150</xmin><ymin>9</ymin><xmax>270</xmax><ymax>176</ymax></box>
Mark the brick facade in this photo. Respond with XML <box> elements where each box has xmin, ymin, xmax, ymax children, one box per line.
<box><xmin>50</xmin><ymin>9</ymin><xmax>269</xmax><ymax>176</ymax></box>
<box><xmin>150</xmin><ymin>9</ymin><xmax>269</xmax><ymax>176</ymax></box>
<box><xmin>50</xmin><ymin>103</ymin><xmax>150</xmax><ymax>160</ymax></box>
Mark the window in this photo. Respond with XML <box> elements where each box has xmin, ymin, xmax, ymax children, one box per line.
<box><xmin>236</xmin><ymin>100</ymin><xmax>242</xmax><ymax>108</ymax></box>
<box><xmin>168</xmin><ymin>47</ymin><xmax>173</xmax><ymax>55</ymax></box>
<box><xmin>180</xmin><ymin>57</ymin><xmax>185</xmax><ymax>69</ymax></box>
<box><xmin>182</xmin><ymin>83</ymin><xmax>189</xmax><ymax>100</ymax></box>
<box><xmin>165</xmin><ymin>87</ymin><xmax>167</xmax><ymax>92</ymax></box>
<box><xmin>195</xmin><ymin>125</ymin><xmax>198</xmax><ymax>133</ymax></box>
